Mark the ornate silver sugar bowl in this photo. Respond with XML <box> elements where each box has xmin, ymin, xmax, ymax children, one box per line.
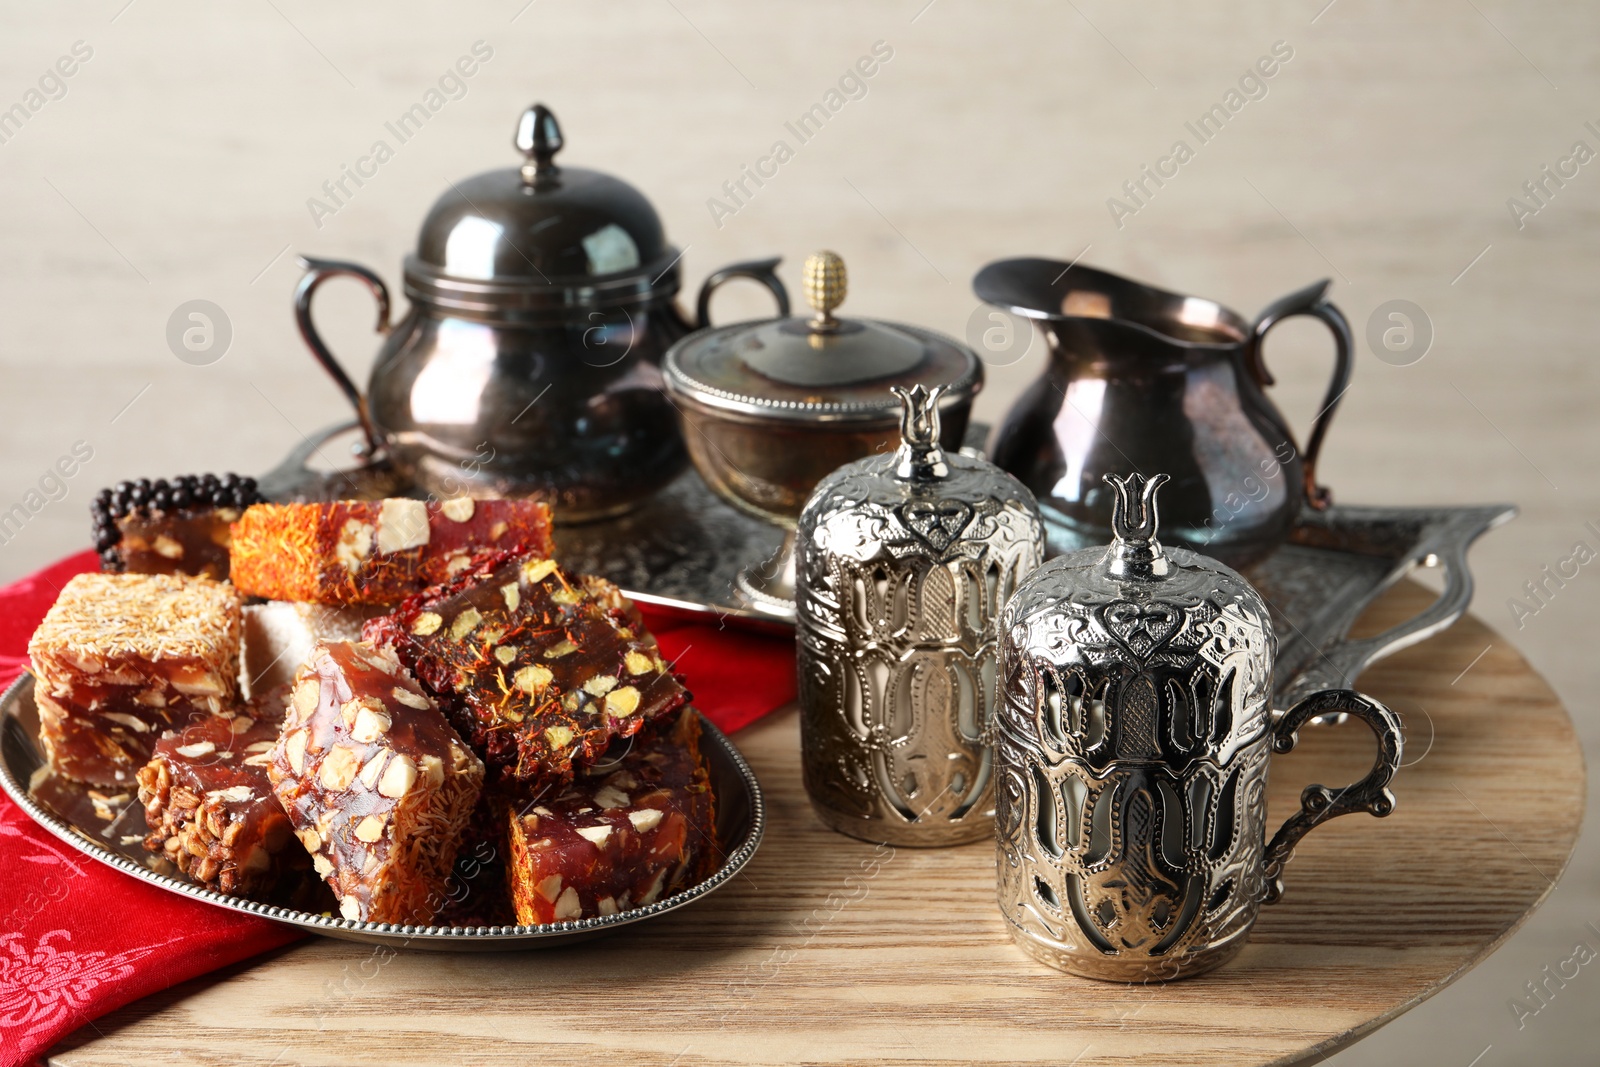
<box><xmin>796</xmin><ymin>384</ymin><xmax>1044</xmax><ymax>846</ymax></box>
<box><xmin>664</xmin><ymin>251</ymin><xmax>981</xmax><ymax>618</ymax></box>
<box><xmin>995</xmin><ymin>473</ymin><xmax>1403</xmax><ymax>981</ymax></box>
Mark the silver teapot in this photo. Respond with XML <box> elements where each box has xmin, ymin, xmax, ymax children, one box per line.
<box><xmin>294</xmin><ymin>103</ymin><xmax>787</xmax><ymax>521</ymax></box>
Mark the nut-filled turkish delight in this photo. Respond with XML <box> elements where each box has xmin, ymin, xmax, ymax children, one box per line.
<box><xmin>507</xmin><ymin>710</ymin><xmax>716</xmax><ymax>924</ymax></box>
<box><xmin>366</xmin><ymin>555</ymin><xmax>690</xmax><ymax>785</ymax></box>
<box><xmin>28</xmin><ymin>572</ymin><xmax>242</xmax><ymax>787</ymax></box>
<box><xmin>136</xmin><ymin>687</ymin><xmax>308</xmax><ymax>898</ymax></box>
<box><xmin>92</xmin><ymin>473</ymin><xmax>263</xmax><ymax>579</ymax></box>
<box><xmin>268</xmin><ymin>640</ymin><xmax>484</xmax><ymax>924</ymax></box>
<box><xmin>229</xmin><ymin>497</ymin><xmax>554</xmax><ymax>605</ymax></box>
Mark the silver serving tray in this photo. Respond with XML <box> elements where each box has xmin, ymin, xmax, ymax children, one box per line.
<box><xmin>262</xmin><ymin>422</ymin><xmax>1515</xmax><ymax>707</ymax></box>
<box><xmin>0</xmin><ymin>674</ymin><xmax>764</xmax><ymax>951</ymax></box>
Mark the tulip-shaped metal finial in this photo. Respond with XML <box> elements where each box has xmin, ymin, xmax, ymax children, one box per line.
<box><xmin>891</xmin><ymin>384</ymin><xmax>949</xmax><ymax>480</ymax></box>
<box><xmin>1105</xmin><ymin>472</ymin><xmax>1171</xmax><ymax>580</ymax></box>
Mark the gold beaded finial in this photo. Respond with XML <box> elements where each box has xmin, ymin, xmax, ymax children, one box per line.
<box><xmin>803</xmin><ymin>250</ymin><xmax>847</xmax><ymax>332</ymax></box>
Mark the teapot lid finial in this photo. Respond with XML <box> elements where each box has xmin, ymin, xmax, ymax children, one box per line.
<box><xmin>516</xmin><ymin>103</ymin><xmax>563</xmax><ymax>185</ymax></box>
<box><xmin>891</xmin><ymin>384</ymin><xmax>949</xmax><ymax>480</ymax></box>
<box><xmin>1105</xmin><ymin>472</ymin><xmax>1171</xmax><ymax>580</ymax></box>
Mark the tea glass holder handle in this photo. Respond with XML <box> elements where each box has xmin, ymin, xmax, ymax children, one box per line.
<box><xmin>293</xmin><ymin>256</ymin><xmax>394</xmax><ymax>461</ymax></box>
<box><xmin>694</xmin><ymin>256</ymin><xmax>791</xmax><ymax>329</ymax></box>
<box><xmin>1244</xmin><ymin>279</ymin><xmax>1354</xmax><ymax>511</ymax></box>
<box><xmin>1260</xmin><ymin>688</ymin><xmax>1404</xmax><ymax>904</ymax></box>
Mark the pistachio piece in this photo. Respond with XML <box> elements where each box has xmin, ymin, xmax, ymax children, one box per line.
<box><xmin>604</xmin><ymin>686</ymin><xmax>641</xmax><ymax>719</ymax></box>
<box><xmin>582</xmin><ymin>675</ymin><xmax>618</xmax><ymax>697</ymax></box>
<box><xmin>513</xmin><ymin>664</ymin><xmax>553</xmax><ymax>694</ymax></box>
<box><xmin>521</xmin><ymin>558</ymin><xmax>558</xmax><ymax>585</ymax></box>
<box><xmin>450</xmin><ymin>607</ymin><xmax>482</xmax><ymax>641</ymax></box>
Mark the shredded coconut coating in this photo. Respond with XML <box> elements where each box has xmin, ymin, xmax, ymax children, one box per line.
<box><xmin>29</xmin><ymin>572</ymin><xmax>242</xmax><ymax>673</ymax></box>
<box><xmin>28</xmin><ymin>572</ymin><xmax>242</xmax><ymax>786</ymax></box>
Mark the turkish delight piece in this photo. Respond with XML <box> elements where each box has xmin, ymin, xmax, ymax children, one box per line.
<box><xmin>366</xmin><ymin>555</ymin><xmax>690</xmax><ymax>785</ymax></box>
<box><xmin>506</xmin><ymin>710</ymin><xmax>717</xmax><ymax>925</ymax></box>
<box><xmin>268</xmin><ymin>640</ymin><xmax>484</xmax><ymax>924</ymax></box>
<box><xmin>92</xmin><ymin>473</ymin><xmax>263</xmax><ymax>579</ymax></box>
<box><xmin>229</xmin><ymin>497</ymin><xmax>554</xmax><ymax>605</ymax></box>
<box><xmin>28</xmin><ymin>572</ymin><xmax>242</xmax><ymax>787</ymax></box>
<box><xmin>241</xmin><ymin>601</ymin><xmax>389</xmax><ymax>698</ymax></box>
<box><xmin>135</xmin><ymin>687</ymin><xmax>309</xmax><ymax>898</ymax></box>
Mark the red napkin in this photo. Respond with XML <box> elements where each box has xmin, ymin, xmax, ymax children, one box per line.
<box><xmin>0</xmin><ymin>551</ymin><xmax>795</xmax><ymax>1066</ymax></box>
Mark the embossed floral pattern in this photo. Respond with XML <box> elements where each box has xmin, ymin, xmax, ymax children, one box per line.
<box><xmin>0</xmin><ymin>930</ymin><xmax>157</xmax><ymax>1040</ymax></box>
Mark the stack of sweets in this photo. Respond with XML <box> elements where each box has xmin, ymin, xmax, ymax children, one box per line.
<box><xmin>365</xmin><ymin>553</ymin><xmax>721</xmax><ymax>924</ymax></box>
<box><xmin>28</xmin><ymin>572</ymin><xmax>242</xmax><ymax>787</ymax></box>
<box><xmin>229</xmin><ymin>498</ymin><xmax>554</xmax><ymax>605</ymax></box>
<box><xmin>267</xmin><ymin>640</ymin><xmax>484</xmax><ymax>924</ymax></box>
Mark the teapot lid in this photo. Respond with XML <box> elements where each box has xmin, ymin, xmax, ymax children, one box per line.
<box><xmin>402</xmin><ymin>104</ymin><xmax>681</xmax><ymax>315</ymax></box>
<box><xmin>662</xmin><ymin>251</ymin><xmax>982</xmax><ymax>425</ymax></box>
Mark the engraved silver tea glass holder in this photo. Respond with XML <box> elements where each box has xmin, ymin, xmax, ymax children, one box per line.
<box><xmin>994</xmin><ymin>473</ymin><xmax>1404</xmax><ymax>981</ymax></box>
<box><xmin>796</xmin><ymin>384</ymin><xmax>1045</xmax><ymax>846</ymax></box>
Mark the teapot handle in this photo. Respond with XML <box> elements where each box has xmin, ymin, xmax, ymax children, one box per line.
<box><xmin>1260</xmin><ymin>689</ymin><xmax>1403</xmax><ymax>904</ymax></box>
<box><xmin>294</xmin><ymin>256</ymin><xmax>392</xmax><ymax>460</ymax></box>
<box><xmin>695</xmin><ymin>256</ymin><xmax>791</xmax><ymax>329</ymax></box>
<box><xmin>1244</xmin><ymin>279</ymin><xmax>1353</xmax><ymax>511</ymax></box>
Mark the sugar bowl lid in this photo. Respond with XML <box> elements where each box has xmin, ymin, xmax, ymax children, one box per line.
<box><xmin>662</xmin><ymin>251</ymin><xmax>982</xmax><ymax>424</ymax></box>
<box><xmin>403</xmin><ymin>104</ymin><xmax>680</xmax><ymax>314</ymax></box>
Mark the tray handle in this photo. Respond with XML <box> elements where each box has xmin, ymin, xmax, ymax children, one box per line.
<box><xmin>1275</xmin><ymin>505</ymin><xmax>1516</xmax><ymax>708</ymax></box>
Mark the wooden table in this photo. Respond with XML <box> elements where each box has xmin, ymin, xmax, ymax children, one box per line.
<box><xmin>50</xmin><ymin>584</ymin><xmax>1586</xmax><ymax>1067</ymax></box>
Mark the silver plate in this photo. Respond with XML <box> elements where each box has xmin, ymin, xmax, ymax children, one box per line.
<box><xmin>0</xmin><ymin>674</ymin><xmax>764</xmax><ymax>951</ymax></box>
<box><xmin>262</xmin><ymin>422</ymin><xmax>1515</xmax><ymax>706</ymax></box>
